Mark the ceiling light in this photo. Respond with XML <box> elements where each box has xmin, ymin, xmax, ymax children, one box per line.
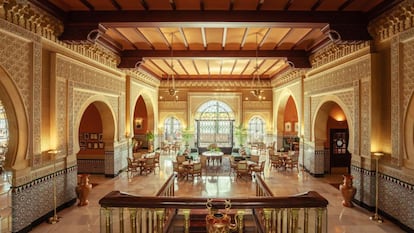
<box><xmin>250</xmin><ymin>32</ymin><xmax>264</xmax><ymax>100</ymax></box>
<box><xmin>166</xmin><ymin>32</ymin><xmax>177</xmax><ymax>97</ymax></box>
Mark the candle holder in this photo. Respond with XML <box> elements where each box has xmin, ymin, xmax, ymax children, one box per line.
<box><xmin>370</xmin><ymin>152</ymin><xmax>384</xmax><ymax>223</ymax></box>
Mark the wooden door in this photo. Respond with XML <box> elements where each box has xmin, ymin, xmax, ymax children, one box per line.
<box><xmin>330</xmin><ymin>129</ymin><xmax>351</xmax><ymax>173</ymax></box>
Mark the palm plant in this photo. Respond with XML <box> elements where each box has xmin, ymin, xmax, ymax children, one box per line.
<box><xmin>234</xmin><ymin>124</ymin><xmax>247</xmax><ymax>147</ymax></box>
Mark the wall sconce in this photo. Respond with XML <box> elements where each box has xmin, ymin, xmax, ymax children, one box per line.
<box><xmin>134</xmin><ymin>117</ymin><xmax>143</xmax><ymax>129</ymax></box>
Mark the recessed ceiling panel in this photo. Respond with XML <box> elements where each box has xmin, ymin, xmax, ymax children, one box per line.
<box><xmin>87</xmin><ymin>0</ymin><xmax>115</xmax><ymax>10</ymax></box>
<box><xmin>194</xmin><ymin>60</ymin><xmax>210</xmax><ymax>75</ymax></box>
<box><xmin>233</xmin><ymin>0</ymin><xmax>261</xmax><ymax>10</ymax></box>
<box><xmin>277</xmin><ymin>28</ymin><xmax>313</xmax><ymax>50</ymax></box>
<box><xmin>105</xmin><ymin>28</ymin><xmax>133</xmax><ymax>50</ymax></box>
<box><xmin>183</xmin><ymin>28</ymin><xmax>205</xmax><ymax>50</ymax></box>
<box><xmin>205</xmin><ymin>28</ymin><xmax>224</xmax><ymax>50</ymax></box>
<box><xmin>146</xmin><ymin>0</ymin><xmax>173</xmax><ymax>10</ymax></box>
<box><xmin>116</xmin><ymin>28</ymin><xmax>152</xmax><ymax>50</ymax></box>
<box><xmin>116</xmin><ymin>0</ymin><xmax>144</xmax><ymax>10</ymax></box>
<box><xmin>203</xmin><ymin>0</ymin><xmax>232</xmax><ymax>10</ymax></box>
<box><xmin>138</xmin><ymin>28</ymin><xmax>169</xmax><ymax>50</ymax></box>
<box><xmin>224</xmin><ymin>28</ymin><xmax>245</xmax><ymax>50</ymax></box>
<box><xmin>49</xmin><ymin>0</ymin><xmax>88</xmax><ymax>10</ymax></box>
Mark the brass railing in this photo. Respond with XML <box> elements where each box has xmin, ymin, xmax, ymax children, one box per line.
<box><xmin>99</xmin><ymin>174</ymin><xmax>329</xmax><ymax>233</ymax></box>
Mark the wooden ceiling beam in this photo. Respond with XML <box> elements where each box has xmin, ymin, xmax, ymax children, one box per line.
<box><xmin>80</xmin><ymin>0</ymin><xmax>94</xmax><ymax>11</ymax></box>
<box><xmin>59</xmin><ymin>10</ymin><xmax>370</xmax><ymax>41</ymax></box>
<box><xmin>118</xmin><ymin>49</ymin><xmax>310</xmax><ymax>68</ymax></box>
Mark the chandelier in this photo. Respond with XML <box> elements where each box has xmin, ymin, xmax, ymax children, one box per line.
<box><xmin>167</xmin><ymin>32</ymin><xmax>177</xmax><ymax>97</ymax></box>
<box><xmin>250</xmin><ymin>32</ymin><xmax>264</xmax><ymax>100</ymax></box>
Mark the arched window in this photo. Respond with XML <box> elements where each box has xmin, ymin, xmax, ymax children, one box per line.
<box><xmin>248</xmin><ymin>116</ymin><xmax>265</xmax><ymax>143</ymax></box>
<box><xmin>0</xmin><ymin>100</ymin><xmax>8</xmax><ymax>159</ymax></box>
<box><xmin>195</xmin><ymin>100</ymin><xmax>234</xmax><ymax>149</ymax></box>
<box><xmin>164</xmin><ymin>117</ymin><xmax>181</xmax><ymax>142</ymax></box>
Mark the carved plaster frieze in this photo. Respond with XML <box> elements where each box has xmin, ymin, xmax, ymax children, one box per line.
<box><xmin>368</xmin><ymin>0</ymin><xmax>414</xmax><ymax>42</ymax></box>
<box><xmin>243</xmin><ymin>100</ymin><xmax>272</xmax><ymax>110</ymax></box>
<box><xmin>161</xmin><ymin>79</ymin><xmax>271</xmax><ymax>89</ymax></box>
<box><xmin>0</xmin><ymin>1</ymin><xmax>63</xmax><ymax>40</ymax></box>
<box><xmin>123</xmin><ymin>68</ymin><xmax>161</xmax><ymax>88</ymax></box>
<box><xmin>271</xmin><ymin>69</ymin><xmax>307</xmax><ymax>87</ymax></box>
<box><xmin>309</xmin><ymin>42</ymin><xmax>371</xmax><ymax>69</ymax></box>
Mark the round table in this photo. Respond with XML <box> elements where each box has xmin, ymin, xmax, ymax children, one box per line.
<box><xmin>202</xmin><ymin>151</ymin><xmax>224</xmax><ymax>165</ymax></box>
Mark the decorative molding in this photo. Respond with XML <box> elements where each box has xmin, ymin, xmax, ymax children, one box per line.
<box><xmin>162</xmin><ymin>79</ymin><xmax>271</xmax><ymax>89</ymax></box>
<box><xmin>309</xmin><ymin>42</ymin><xmax>371</xmax><ymax>69</ymax></box>
<box><xmin>368</xmin><ymin>0</ymin><xmax>414</xmax><ymax>42</ymax></box>
<box><xmin>271</xmin><ymin>69</ymin><xmax>307</xmax><ymax>87</ymax></box>
<box><xmin>123</xmin><ymin>68</ymin><xmax>161</xmax><ymax>88</ymax></box>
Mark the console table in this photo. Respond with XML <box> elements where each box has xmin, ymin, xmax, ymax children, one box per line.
<box><xmin>202</xmin><ymin>151</ymin><xmax>224</xmax><ymax>166</ymax></box>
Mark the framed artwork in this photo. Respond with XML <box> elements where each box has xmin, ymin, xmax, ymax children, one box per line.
<box><xmin>84</xmin><ymin>133</ymin><xmax>89</xmax><ymax>140</ymax></box>
<box><xmin>99</xmin><ymin>133</ymin><xmax>103</xmax><ymax>141</ymax></box>
<box><xmin>294</xmin><ymin>122</ymin><xmax>299</xmax><ymax>132</ymax></box>
<box><xmin>87</xmin><ymin>142</ymin><xmax>92</xmax><ymax>149</ymax></box>
<box><xmin>93</xmin><ymin>142</ymin><xmax>98</xmax><ymax>149</ymax></box>
<box><xmin>284</xmin><ymin>122</ymin><xmax>291</xmax><ymax>132</ymax></box>
<box><xmin>99</xmin><ymin>142</ymin><xmax>104</xmax><ymax>149</ymax></box>
<box><xmin>135</xmin><ymin>117</ymin><xmax>143</xmax><ymax>129</ymax></box>
<box><xmin>90</xmin><ymin>133</ymin><xmax>98</xmax><ymax>140</ymax></box>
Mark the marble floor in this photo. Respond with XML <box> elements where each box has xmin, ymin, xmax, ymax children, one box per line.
<box><xmin>5</xmin><ymin>153</ymin><xmax>407</xmax><ymax>233</ymax></box>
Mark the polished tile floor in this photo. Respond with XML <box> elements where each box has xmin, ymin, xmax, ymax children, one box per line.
<box><xmin>18</xmin><ymin>153</ymin><xmax>406</xmax><ymax>232</ymax></box>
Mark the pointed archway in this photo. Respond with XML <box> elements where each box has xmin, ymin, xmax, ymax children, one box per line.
<box><xmin>76</xmin><ymin>101</ymin><xmax>115</xmax><ymax>176</ymax></box>
<box><xmin>314</xmin><ymin>101</ymin><xmax>350</xmax><ymax>174</ymax></box>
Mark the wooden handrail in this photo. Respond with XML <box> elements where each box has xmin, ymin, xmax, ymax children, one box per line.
<box><xmin>255</xmin><ymin>174</ymin><xmax>274</xmax><ymax>196</ymax></box>
<box><xmin>99</xmin><ymin>190</ymin><xmax>328</xmax><ymax>209</ymax></box>
<box><xmin>155</xmin><ymin>174</ymin><xmax>175</xmax><ymax>196</ymax></box>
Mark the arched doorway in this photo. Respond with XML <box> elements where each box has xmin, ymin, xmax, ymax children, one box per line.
<box><xmin>314</xmin><ymin>101</ymin><xmax>350</xmax><ymax>174</ymax></box>
<box><xmin>276</xmin><ymin>95</ymin><xmax>299</xmax><ymax>152</ymax></box>
<box><xmin>77</xmin><ymin>101</ymin><xmax>115</xmax><ymax>175</ymax></box>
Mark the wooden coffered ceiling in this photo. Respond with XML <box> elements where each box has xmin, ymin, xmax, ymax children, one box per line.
<box><xmin>31</xmin><ymin>0</ymin><xmax>400</xmax><ymax>80</ymax></box>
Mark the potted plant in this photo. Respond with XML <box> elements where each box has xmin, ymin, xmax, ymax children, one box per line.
<box><xmin>146</xmin><ymin>131</ymin><xmax>154</xmax><ymax>152</ymax></box>
<box><xmin>234</xmin><ymin>124</ymin><xmax>247</xmax><ymax>147</ymax></box>
<box><xmin>182</xmin><ymin>127</ymin><xmax>193</xmax><ymax>148</ymax></box>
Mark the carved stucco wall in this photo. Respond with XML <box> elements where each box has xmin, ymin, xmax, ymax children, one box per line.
<box><xmin>391</xmin><ymin>27</ymin><xmax>414</xmax><ymax>170</ymax></box>
<box><xmin>53</xmin><ymin>53</ymin><xmax>126</xmax><ymax>176</ymax></box>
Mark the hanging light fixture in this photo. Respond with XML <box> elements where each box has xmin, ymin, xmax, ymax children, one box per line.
<box><xmin>167</xmin><ymin>32</ymin><xmax>177</xmax><ymax>97</ymax></box>
<box><xmin>250</xmin><ymin>32</ymin><xmax>264</xmax><ymax>100</ymax></box>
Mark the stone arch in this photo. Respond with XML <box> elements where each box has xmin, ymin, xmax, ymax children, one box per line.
<box><xmin>0</xmin><ymin>65</ymin><xmax>28</xmax><ymax>171</ymax></box>
<box><xmin>275</xmin><ymin>89</ymin><xmax>300</xmax><ymax>135</ymax></box>
<box><xmin>312</xmin><ymin>96</ymin><xmax>354</xmax><ymax>153</ymax></box>
<box><xmin>74</xmin><ymin>97</ymin><xmax>116</xmax><ymax>154</ymax></box>
<box><xmin>131</xmin><ymin>93</ymin><xmax>156</xmax><ymax>135</ymax></box>
<box><xmin>404</xmin><ymin>93</ymin><xmax>414</xmax><ymax>170</ymax></box>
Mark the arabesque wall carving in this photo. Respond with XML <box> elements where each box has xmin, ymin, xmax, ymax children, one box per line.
<box><xmin>391</xmin><ymin>26</ymin><xmax>414</xmax><ymax>168</ymax></box>
<box><xmin>368</xmin><ymin>0</ymin><xmax>414</xmax><ymax>42</ymax></box>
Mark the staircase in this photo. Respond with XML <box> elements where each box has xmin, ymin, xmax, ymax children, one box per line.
<box><xmin>168</xmin><ymin>209</ymin><xmax>258</xmax><ymax>233</ymax></box>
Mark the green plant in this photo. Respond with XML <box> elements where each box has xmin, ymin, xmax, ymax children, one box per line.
<box><xmin>182</xmin><ymin>127</ymin><xmax>193</xmax><ymax>146</ymax></box>
<box><xmin>234</xmin><ymin>124</ymin><xmax>247</xmax><ymax>147</ymax></box>
<box><xmin>146</xmin><ymin>131</ymin><xmax>154</xmax><ymax>141</ymax></box>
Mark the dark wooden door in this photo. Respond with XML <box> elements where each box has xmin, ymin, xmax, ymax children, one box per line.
<box><xmin>330</xmin><ymin>129</ymin><xmax>351</xmax><ymax>173</ymax></box>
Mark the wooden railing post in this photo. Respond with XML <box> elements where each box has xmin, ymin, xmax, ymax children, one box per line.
<box><xmin>129</xmin><ymin>208</ymin><xmax>137</xmax><ymax>233</ymax></box>
<box><xmin>156</xmin><ymin>209</ymin><xmax>165</xmax><ymax>233</ymax></box>
<box><xmin>182</xmin><ymin>209</ymin><xmax>190</xmax><ymax>233</ymax></box>
<box><xmin>101</xmin><ymin>207</ymin><xmax>112</xmax><ymax>233</ymax></box>
<box><xmin>119</xmin><ymin>208</ymin><xmax>124</xmax><ymax>233</ymax></box>
<box><xmin>263</xmin><ymin>208</ymin><xmax>272</xmax><ymax>232</ymax></box>
<box><xmin>236</xmin><ymin>210</ymin><xmax>245</xmax><ymax>233</ymax></box>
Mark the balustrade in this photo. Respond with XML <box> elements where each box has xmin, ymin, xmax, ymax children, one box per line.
<box><xmin>99</xmin><ymin>174</ymin><xmax>328</xmax><ymax>233</ymax></box>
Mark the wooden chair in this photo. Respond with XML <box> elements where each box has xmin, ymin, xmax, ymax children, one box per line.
<box><xmin>251</xmin><ymin>160</ymin><xmax>266</xmax><ymax>177</ymax></box>
<box><xmin>285</xmin><ymin>152</ymin><xmax>299</xmax><ymax>171</ymax></box>
<box><xmin>188</xmin><ymin>162</ymin><xmax>202</xmax><ymax>179</ymax></box>
<box><xmin>236</xmin><ymin>161</ymin><xmax>251</xmax><ymax>180</ymax></box>
<box><xmin>143</xmin><ymin>157</ymin><xmax>156</xmax><ymax>175</ymax></box>
<box><xmin>250</xmin><ymin>155</ymin><xmax>260</xmax><ymax>165</ymax></box>
<box><xmin>176</xmin><ymin>155</ymin><xmax>186</xmax><ymax>165</ymax></box>
<box><xmin>172</xmin><ymin>161</ymin><xmax>186</xmax><ymax>179</ymax></box>
<box><xmin>269</xmin><ymin>153</ymin><xmax>283</xmax><ymax>170</ymax></box>
<box><xmin>229</xmin><ymin>156</ymin><xmax>238</xmax><ymax>176</ymax></box>
<box><xmin>154</xmin><ymin>152</ymin><xmax>161</xmax><ymax>171</ymax></box>
<box><xmin>127</xmin><ymin>157</ymin><xmax>139</xmax><ymax>176</ymax></box>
